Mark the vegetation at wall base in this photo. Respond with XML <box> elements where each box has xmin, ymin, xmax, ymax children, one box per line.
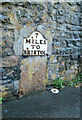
<box><xmin>51</xmin><ymin>73</ymin><xmax>82</xmax><ymax>89</ymax></box>
<box><xmin>66</xmin><ymin>73</ymin><xmax>82</xmax><ymax>87</ymax></box>
<box><xmin>51</xmin><ymin>78</ymin><xmax>65</xmax><ymax>90</ymax></box>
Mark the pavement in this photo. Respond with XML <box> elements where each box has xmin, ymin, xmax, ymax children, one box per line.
<box><xmin>2</xmin><ymin>86</ymin><xmax>80</xmax><ymax>118</ymax></box>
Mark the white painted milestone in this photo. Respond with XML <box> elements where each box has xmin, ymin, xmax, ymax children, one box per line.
<box><xmin>23</xmin><ymin>31</ymin><xmax>47</xmax><ymax>56</ymax></box>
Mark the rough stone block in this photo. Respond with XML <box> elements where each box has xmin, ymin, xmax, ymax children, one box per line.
<box><xmin>14</xmin><ymin>24</ymin><xmax>53</xmax><ymax>56</ymax></box>
<box><xmin>14</xmin><ymin>80</ymin><xmax>19</xmax><ymax>91</ymax></box>
<box><xmin>2</xmin><ymin>56</ymin><xmax>20</xmax><ymax>67</ymax></box>
<box><xmin>50</xmin><ymin>55</ymin><xmax>57</xmax><ymax>64</ymax></box>
<box><xmin>0</xmin><ymin>1</ymin><xmax>81</xmax><ymax>99</ymax></box>
<box><xmin>19</xmin><ymin>56</ymin><xmax>48</xmax><ymax>95</ymax></box>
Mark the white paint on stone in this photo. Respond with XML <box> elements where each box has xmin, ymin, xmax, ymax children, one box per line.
<box><xmin>23</xmin><ymin>31</ymin><xmax>47</xmax><ymax>56</ymax></box>
<box><xmin>13</xmin><ymin>25</ymin><xmax>35</xmax><ymax>55</ymax></box>
<box><xmin>14</xmin><ymin>24</ymin><xmax>52</xmax><ymax>56</ymax></box>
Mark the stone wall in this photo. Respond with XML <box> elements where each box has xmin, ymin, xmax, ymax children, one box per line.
<box><xmin>0</xmin><ymin>1</ymin><xmax>82</xmax><ymax>98</ymax></box>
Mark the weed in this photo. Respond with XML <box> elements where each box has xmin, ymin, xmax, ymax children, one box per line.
<box><xmin>67</xmin><ymin>73</ymin><xmax>82</xmax><ymax>86</ymax></box>
<box><xmin>51</xmin><ymin>78</ymin><xmax>65</xmax><ymax>89</ymax></box>
<box><xmin>51</xmin><ymin>73</ymin><xmax>82</xmax><ymax>89</ymax></box>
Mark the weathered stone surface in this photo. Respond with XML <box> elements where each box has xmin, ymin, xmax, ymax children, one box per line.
<box><xmin>1</xmin><ymin>1</ymin><xmax>82</xmax><ymax>98</ymax></box>
<box><xmin>13</xmin><ymin>80</ymin><xmax>19</xmax><ymax>91</ymax></box>
<box><xmin>19</xmin><ymin>56</ymin><xmax>48</xmax><ymax>95</ymax></box>
<box><xmin>2</xmin><ymin>29</ymin><xmax>14</xmax><ymax>56</ymax></box>
<box><xmin>14</xmin><ymin>23</ymin><xmax>53</xmax><ymax>56</ymax></box>
<box><xmin>2</xmin><ymin>56</ymin><xmax>20</xmax><ymax>67</ymax></box>
<box><xmin>1</xmin><ymin>56</ymin><xmax>20</xmax><ymax>98</ymax></box>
